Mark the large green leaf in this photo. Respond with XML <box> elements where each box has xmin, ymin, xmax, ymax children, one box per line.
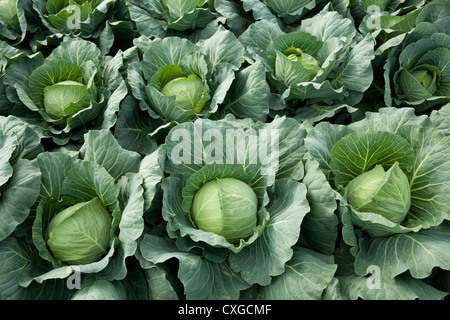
<box><xmin>0</xmin><ymin>236</ymin><xmax>72</xmax><ymax>300</ymax></box>
<box><xmin>298</xmin><ymin>157</ymin><xmax>339</xmax><ymax>255</ymax></box>
<box><xmin>304</xmin><ymin>122</ymin><xmax>354</xmax><ymax>179</ymax></box>
<box><xmin>140</xmin><ymin>37</ymin><xmax>199</xmax><ymax>80</ymax></box>
<box><xmin>97</xmin><ymin>172</ymin><xmax>145</xmax><ymax>281</ymax></box>
<box><xmin>256</xmin><ymin>246</ymin><xmax>337</xmax><ymax>300</ymax></box>
<box><xmin>48</xmin><ymin>37</ymin><xmax>101</xmax><ymax>67</ymax></box>
<box><xmin>72</xmin><ymin>268</ymin><xmax>149</xmax><ymax>300</ymax></box>
<box><xmin>37</xmin><ymin>152</ymin><xmax>74</xmax><ymax>199</ymax></box>
<box><xmin>330</xmin><ymin>131</ymin><xmax>415</xmax><ymax>187</ymax></box>
<box><xmin>238</xmin><ymin>19</ymin><xmax>284</xmax><ymax>61</ymax></box>
<box><xmin>430</xmin><ymin>103</ymin><xmax>450</xmax><ymax>136</ymax></box>
<box><xmin>138</xmin><ymin>145</ymin><xmax>166</xmax><ymax>212</ymax></box>
<box><xmin>263</xmin><ymin>0</ymin><xmax>319</xmax><ymax>23</ymax></box>
<box><xmin>0</xmin><ymin>133</ymin><xmax>17</xmax><ymax>186</ymax></box>
<box><xmin>144</xmin><ymin>263</ymin><xmax>180</xmax><ymax>300</ymax></box>
<box><xmin>165</xmin><ymin>115</ymin><xmax>305</xmax><ymax>183</ymax></box>
<box><xmin>164</xmin><ymin>0</ymin><xmax>217</xmax><ymax>31</ymax></box>
<box><xmin>354</xmin><ymin>222</ymin><xmax>450</xmax><ymax>280</ymax></box>
<box><xmin>0</xmin><ymin>115</ymin><xmax>44</xmax><ymax>162</ymax></box>
<box><xmin>0</xmin><ymin>159</ymin><xmax>41</xmax><ymax>241</ymax></box>
<box><xmin>337</xmin><ymin>273</ymin><xmax>448</xmax><ymax>300</ymax></box>
<box><xmin>113</xmin><ymin>96</ymin><xmax>160</xmax><ymax>156</ymax></box>
<box><xmin>348</xmin><ymin>107</ymin><xmax>433</xmax><ymax>133</ymax></box>
<box><xmin>221</xmin><ymin>61</ymin><xmax>270</xmax><ymax>122</ymax></box>
<box><xmin>139</xmin><ymin>234</ymin><xmax>251</xmax><ymax>299</ymax></box>
<box><xmin>197</xmin><ymin>25</ymin><xmax>246</xmax><ymax>72</ymax></box>
<box><xmin>299</xmin><ymin>9</ymin><xmax>356</xmax><ymax>44</ymax></box>
<box><xmin>330</xmin><ymin>34</ymin><xmax>375</xmax><ymax>105</ymax></box>
<box><xmin>79</xmin><ymin>129</ymin><xmax>142</xmax><ymax>181</ymax></box>
<box><xmin>397</xmin><ymin>125</ymin><xmax>450</xmax><ymax>229</ymax></box>
<box><xmin>61</xmin><ymin>160</ymin><xmax>119</xmax><ymax>213</ymax></box>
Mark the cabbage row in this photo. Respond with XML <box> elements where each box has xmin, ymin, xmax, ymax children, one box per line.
<box><xmin>0</xmin><ymin>0</ymin><xmax>449</xmax><ymax>300</ymax></box>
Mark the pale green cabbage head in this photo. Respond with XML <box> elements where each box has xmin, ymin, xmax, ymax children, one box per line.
<box><xmin>45</xmin><ymin>197</ymin><xmax>112</xmax><ymax>265</ymax></box>
<box><xmin>191</xmin><ymin>178</ymin><xmax>258</xmax><ymax>243</ymax></box>
<box><xmin>43</xmin><ymin>80</ymin><xmax>90</xmax><ymax>120</ymax></box>
<box><xmin>345</xmin><ymin>163</ymin><xmax>411</xmax><ymax>224</ymax></box>
<box><xmin>161</xmin><ymin>74</ymin><xmax>205</xmax><ymax>111</ymax></box>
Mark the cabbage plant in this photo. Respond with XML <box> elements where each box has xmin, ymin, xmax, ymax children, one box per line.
<box><xmin>136</xmin><ymin>115</ymin><xmax>339</xmax><ymax>299</ymax></box>
<box><xmin>239</xmin><ymin>5</ymin><xmax>375</xmax><ymax>118</ymax></box>
<box><xmin>305</xmin><ymin>107</ymin><xmax>450</xmax><ymax>299</ymax></box>
<box><xmin>3</xmin><ymin>36</ymin><xmax>128</xmax><ymax>145</ymax></box>
<box><xmin>8</xmin><ymin>129</ymin><xmax>161</xmax><ymax>293</ymax></box>
<box><xmin>351</xmin><ymin>0</ymin><xmax>425</xmax><ymax>55</ymax></box>
<box><xmin>384</xmin><ymin>10</ymin><xmax>450</xmax><ymax>112</ymax></box>
<box><xmin>126</xmin><ymin>0</ymin><xmax>217</xmax><ymax>38</ymax></box>
<box><xmin>128</xmin><ymin>27</ymin><xmax>271</xmax><ymax>137</ymax></box>
<box><xmin>32</xmin><ymin>0</ymin><xmax>118</xmax><ymax>38</ymax></box>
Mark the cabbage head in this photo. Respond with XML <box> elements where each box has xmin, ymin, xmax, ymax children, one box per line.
<box><xmin>191</xmin><ymin>178</ymin><xmax>258</xmax><ymax>243</ymax></box>
<box><xmin>45</xmin><ymin>197</ymin><xmax>113</xmax><ymax>265</ymax></box>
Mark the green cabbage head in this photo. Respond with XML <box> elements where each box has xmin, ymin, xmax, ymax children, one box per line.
<box><xmin>281</xmin><ymin>46</ymin><xmax>320</xmax><ymax>81</ymax></box>
<box><xmin>43</xmin><ymin>80</ymin><xmax>91</xmax><ymax>120</ymax></box>
<box><xmin>345</xmin><ymin>163</ymin><xmax>411</xmax><ymax>224</ymax></box>
<box><xmin>160</xmin><ymin>73</ymin><xmax>206</xmax><ymax>111</ymax></box>
<box><xmin>191</xmin><ymin>178</ymin><xmax>258</xmax><ymax>243</ymax></box>
<box><xmin>45</xmin><ymin>197</ymin><xmax>112</xmax><ymax>265</ymax></box>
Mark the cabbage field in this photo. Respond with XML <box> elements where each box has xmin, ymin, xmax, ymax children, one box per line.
<box><xmin>0</xmin><ymin>0</ymin><xmax>449</xmax><ymax>301</ymax></box>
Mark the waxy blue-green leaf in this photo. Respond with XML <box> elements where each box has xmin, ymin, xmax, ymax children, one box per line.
<box><xmin>304</xmin><ymin>122</ymin><xmax>354</xmax><ymax>180</ymax></box>
<box><xmin>330</xmin><ymin>34</ymin><xmax>375</xmax><ymax>105</ymax></box>
<box><xmin>298</xmin><ymin>157</ymin><xmax>339</xmax><ymax>255</ymax></box>
<box><xmin>255</xmin><ymin>246</ymin><xmax>337</xmax><ymax>299</ymax></box>
<box><xmin>0</xmin><ymin>159</ymin><xmax>41</xmax><ymax>241</ymax></box>
<box><xmin>143</xmin><ymin>262</ymin><xmax>180</xmax><ymax>300</ymax></box>
<box><xmin>336</xmin><ymin>273</ymin><xmax>448</xmax><ymax>300</ymax></box>
<box><xmin>0</xmin><ymin>236</ymin><xmax>72</xmax><ymax>300</ymax></box>
<box><xmin>397</xmin><ymin>125</ymin><xmax>450</xmax><ymax>229</ymax></box>
<box><xmin>0</xmin><ymin>133</ymin><xmax>17</xmax><ymax>186</ymax></box>
<box><xmin>96</xmin><ymin>172</ymin><xmax>145</xmax><ymax>281</ymax></box>
<box><xmin>354</xmin><ymin>222</ymin><xmax>450</xmax><ymax>280</ymax></box>
<box><xmin>139</xmin><ymin>234</ymin><xmax>251</xmax><ymax>299</ymax></box>
<box><xmin>263</xmin><ymin>0</ymin><xmax>321</xmax><ymax>24</ymax></box>
<box><xmin>198</xmin><ymin>25</ymin><xmax>246</xmax><ymax>72</ymax></box>
<box><xmin>430</xmin><ymin>102</ymin><xmax>450</xmax><ymax>136</ymax></box>
<box><xmin>79</xmin><ymin>129</ymin><xmax>142</xmax><ymax>181</ymax></box>
<box><xmin>330</xmin><ymin>131</ymin><xmax>415</xmax><ymax>187</ymax></box>
<box><xmin>220</xmin><ymin>61</ymin><xmax>270</xmax><ymax>122</ymax></box>
<box><xmin>238</xmin><ymin>19</ymin><xmax>284</xmax><ymax>61</ymax></box>
<box><xmin>114</xmin><ymin>96</ymin><xmax>161</xmax><ymax>156</ymax></box>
